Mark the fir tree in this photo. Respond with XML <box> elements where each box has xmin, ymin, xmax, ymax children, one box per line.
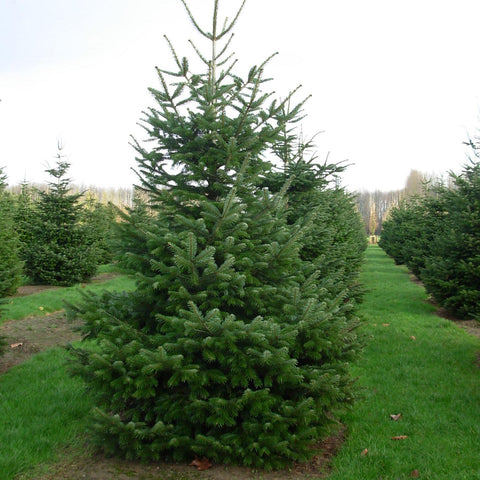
<box><xmin>422</xmin><ymin>146</ymin><xmax>480</xmax><ymax>318</ymax></box>
<box><xmin>0</xmin><ymin>167</ymin><xmax>22</xmax><ymax>297</ymax></box>
<box><xmin>70</xmin><ymin>0</ymin><xmax>362</xmax><ymax>468</ymax></box>
<box><xmin>22</xmin><ymin>147</ymin><xmax>99</xmax><ymax>286</ymax></box>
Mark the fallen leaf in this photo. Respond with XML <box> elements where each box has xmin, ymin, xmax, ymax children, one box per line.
<box><xmin>382</xmin><ymin>323</ymin><xmax>390</xmax><ymax>327</ymax></box>
<box><xmin>390</xmin><ymin>413</ymin><xmax>402</xmax><ymax>421</ymax></box>
<box><xmin>190</xmin><ymin>456</ymin><xmax>212</xmax><ymax>471</ymax></box>
<box><xmin>391</xmin><ymin>435</ymin><xmax>408</xmax><ymax>440</ymax></box>
<box><xmin>360</xmin><ymin>448</ymin><xmax>369</xmax><ymax>457</ymax></box>
<box><xmin>39</xmin><ymin>306</ymin><xmax>44</xmax><ymax>311</ymax></box>
<box><xmin>10</xmin><ymin>342</ymin><xmax>23</xmax><ymax>349</ymax></box>
<box><xmin>411</xmin><ymin>469</ymin><xmax>420</xmax><ymax>478</ymax></box>
<box><xmin>410</xmin><ymin>335</ymin><xmax>416</xmax><ymax>341</ymax></box>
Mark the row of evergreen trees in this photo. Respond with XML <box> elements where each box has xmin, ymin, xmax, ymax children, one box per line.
<box><xmin>0</xmin><ymin>156</ymin><xmax>117</xmax><ymax>298</ymax></box>
<box><xmin>68</xmin><ymin>0</ymin><xmax>366</xmax><ymax>469</ymax></box>
<box><xmin>380</xmin><ymin>138</ymin><xmax>480</xmax><ymax>319</ymax></box>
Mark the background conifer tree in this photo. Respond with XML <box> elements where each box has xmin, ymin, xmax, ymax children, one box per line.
<box><xmin>421</xmin><ymin>147</ymin><xmax>480</xmax><ymax>318</ymax></box>
<box><xmin>0</xmin><ymin>167</ymin><xmax>22</xmax><ymax>297</ymax></box>
<box><xmin>81</xmin><ymin>194</ymin><xmax>118</xmax><ymax>265</ymax></box>
<box><xmin>22</xmin><ymin>147</ymin><xmax>99</xmax><ymax>286</ymax></box>
<box><xmin>262</xmin><ymin>129</ymin><xmax>366</xmax><ymax>317</ymax></box>
<box><xmin>70</xmin><ymin>0</ymin><xmax>364</xmax><ymax>469</ymax></box>
<box><xmin>13</xmin><ymin>181</ymin><xmax>37</xmax><ymax>264</ymax></box>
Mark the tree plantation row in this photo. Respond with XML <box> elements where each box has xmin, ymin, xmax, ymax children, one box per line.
<box><xmin>379</xmin><ymin>137</ymin><xmax>480</xmax><ymax>320</ymax></box>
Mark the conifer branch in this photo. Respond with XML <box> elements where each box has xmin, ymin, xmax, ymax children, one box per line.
<box><xmin>216</xmin><ymin>58</ymin><xmax>238</xmax><ymax>84</ymax></box>
<box><xmin>216</xmin><ymin>52</ymin><xmax>236</xmax><ymax>69</ymax></box>
<box><xmin>153</xmin><ymin>68</ymin><xmax>183</xmax><ymax>120</ymax></box>
<box><xmin>163</xmin><ymin>35</ymin><xmax>184</xmax><ymax>74</ymax></box>
<box><xmin>188</xmin><ymin>39</ymin><xmax>209</xmax><ymax>66</ymax></box>
<box><xmin>234</xmin><ymin>154</ymin><xmax>250</xmax><ymax>186</ymax></box>
<box><xmin>217</xmin><ymin>0</ymin><xmax>247</xmax><ymax>39</ymax></box>
<box><xmin>179</xmin><ymin>0</ymin><xmax>210</xmax><ymax>39</ymax></box>
<box><xmin>187</xmin><ymin>301</ymin><xmax>212</xmax><ymax>333</ymax></box>
<box><xmin>215</xmin><ymin>33</ymin><xmax>235</xmax><ymax>61</ymax></box>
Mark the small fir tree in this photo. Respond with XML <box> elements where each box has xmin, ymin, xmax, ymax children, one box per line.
<box><xmin>70</xmin><ymin>0</ymin><xmax>363</xmax><ymax>469</ymax></box>
<box><xmin>0</xmin><ymin>168</ymin><xmax>22</xmax><ymax>297</ymax></box>
<box><xmin>23</xmin><ymin>148</ymin><xmax>99</xmax><ymax>286</ymax></box>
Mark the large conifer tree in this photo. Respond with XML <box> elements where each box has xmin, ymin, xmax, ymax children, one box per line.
<box><xmin>71</xmin><ymin>0</ymin><xmax>362</xmax><ymax>468</ymax></box>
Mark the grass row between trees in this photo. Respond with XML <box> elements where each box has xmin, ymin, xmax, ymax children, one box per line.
<box><xmin>0</xmin><ymin>266</ymin><xmax>135</xmax><ymax>324</ymax></box>
<box><xmin>328</xmin><ymin>245</ymin><xmax>480</xmax><ymax>480</ymax></box>
<box><xmin>1</xmin><ymin>245</ymin><xmax>479</xmax><ymax>479</ymax></box>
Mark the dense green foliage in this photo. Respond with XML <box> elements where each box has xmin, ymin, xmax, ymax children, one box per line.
<box><xmin>379</xmin><ymin>193</ymin><xmax>446</xmax><ymax>277</ymax></box>
<box><xmin>20</xmin><ymin>158</ymin><xmax>99</xmax><ymax>286</ymax></box>
<box><xmin>69</xmin><ymin>0</ymin><xmax>365</xmax><ymax>469</ymax></box>
<box><xmin>81</xmin><ymin>196</ymin><xmax>118</xmax><ymax>265</ymax></box>
<box><xmin>380</xmin><ymin>139</ymin><xmax>480</xmax><ymax>319</ymax></box>
<box><xmin>421</xmin><ymin>157</ymin><xmax>480</xmax><ymax>318</ymax></box>
<box><xmin>262</xmin><ymin>155</ymin><xmax>366</xmax><ymax>317</ymax></box>
<box><xmin>0</xmin><ymin>168</ymin><xmax>23</xmax><ymax>298</ymax></box>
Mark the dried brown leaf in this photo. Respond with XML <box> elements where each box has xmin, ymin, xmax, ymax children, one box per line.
<box><xmin>189</xmin><ymin>456</ymin><xmax>212</xmax><ymax>471</ymax></box>
<box><xmin>390</xmin><ymin>413</ymin><xmax>402</xmax><ymax>421</ymax></box>
<box><xmin>10</xmin><ymin>342</ymin><xmax>23</xmax><ymax>349</ymax></box>
<box><xmin>360</xmin><ymin>448</ymin><xmax>369</xmax><ymax>457</ymax></box>
<box><xmin>411</xmin><ymin>469</ymin><xmax>420</xmax><ymax>477</ymax></box>
<box><xmin>391</xmin><ymin>435</ymin><xmax>408</xmax><ymax>440</ymax></box>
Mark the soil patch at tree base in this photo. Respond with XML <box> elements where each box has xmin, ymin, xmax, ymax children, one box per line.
<box><xmin>0</xmin><ymin>312</ymin><xmax>83</xmax><ymax>374</ymax></box>
<box><xmin>28</xmin><ymin>426</ymin><xmax>345</xmax><ymax>480</ymax></box>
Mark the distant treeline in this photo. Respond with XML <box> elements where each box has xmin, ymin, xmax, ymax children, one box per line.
<box><xmin>8</xmin><ymin>184</ymin><xmax>135</xmax><ymax>207</ymax></box>
<box><xmin>354</xmin><ymin>169</ymin><xmax>452</xmax><ymax>236</ymax></box>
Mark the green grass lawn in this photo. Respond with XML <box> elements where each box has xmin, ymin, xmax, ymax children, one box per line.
<box><xmin>1</xmin><ymin>269</ymin><xmax>136</xmax><ymax>324</ymax></box>
<box><xmin>0</xmin><ymin>348</ymin><xmax>94</xmax><ymax>480</ymax></box>
<box><xmin>328</xmin><ymin>245</ymin><xmax>480</xmax><ymax>480</ymax></box>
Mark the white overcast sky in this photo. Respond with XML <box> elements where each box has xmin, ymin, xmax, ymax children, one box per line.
<box><xmin>1</xmin><ymin>0</ymin><xmax>480</xmax><ymax>191</ymax></box>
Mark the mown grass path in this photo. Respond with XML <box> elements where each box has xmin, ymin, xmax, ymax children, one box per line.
<box><xmin>328</xmin><ymin>245</ymin><xmax>480</xmax><ymax>480</ymax></box>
